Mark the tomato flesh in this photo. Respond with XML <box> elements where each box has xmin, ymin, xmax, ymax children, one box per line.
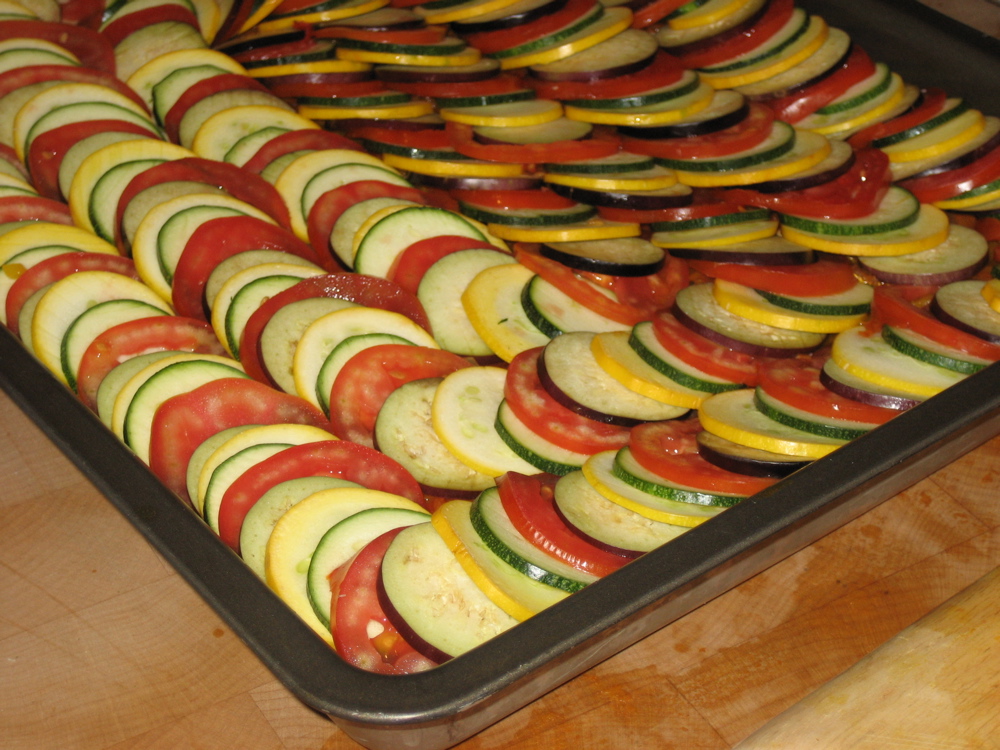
<box><xmin>628</xmin><ymin>419</ymin><xmax>778</xmax><ymax>495</ymax></box>
<box><xmin>162</xmin><ymin>74</ymin><xmax>272</xmax><ymax>144</ymax></box>
<box><xmin>505</xmin><ymin>348</ymin><xmax>630</xmax><ymax>454</ymax></box>
<box><xmin>216</xmin><ymin>439</ymin><xmax>427</xmax><ymax>550</ymax></box>
<box><xmin>329</xmin><ymin>344</ymin><xmax>472</xmax><ymax>447</ymax></box>
<box><xmin>849</xmin><ymin>88</ymin><xmax>948</xmax><ymax>149</ymax></box>
<box><xmin>763</xmin><ymin>43</ymin><xmax>876</xmax><ymax>124</ymax></box>
<box><xmin>672</xmin><ymin>0</ymin><xmax>794</xmax><ymax>68</ymax></box>
<box><xmin>686</xmin><ymin>259</ymin><xmax>859</xmax><ymax>297</ymax></box>
<box><xmin>0</xmin><ymin>20</ymin><xmax>115</xmax><ymax>72</ymax></box>
<box><xmin>529</xmin><ymin>50</ymin><xmax>684</xmax><ymax>101</ymax></box>
<box><xmin>389</xmin><ymin>235</ymin><xmax>501</xmax><ymax>295</ymax></box>
<box><xmin>497</xmin><ymin>472</ymin><xmax>632</xmax><ymax>577</ymax></box>
<box><xmin>445</xmin><ymin>121</ymin><xmax>620</xmax><ymax>164</ymax></box>
<box><xmin>651</xmin><ymin>311</ymin><xmax>759</xmax><ymax>385</ymax></box>
<box><xmin>5</xmin><ymin>253</ymin><xmax>136</xmax><ymax>339</ymax></box>
<box><xmin>101</xmin><ymin>5</ymin><xmax>201</xmax><ymax>47</ymax></box>
<box><xmin>147</xmin><ymin>378</ymin><xmax>334</xmax><ymax>505</ymax></box>
<box><xmin>76</xmin><ymin>316</ymin><xmax>226</xmax><ymax>411</ymax></box>
<box><xmin>238</xmin><ymin>275</ymin><xmax>431</xmax><ymax>386</ymax></box>
<box><xmin>240</xmin><ymin>128</ymin><xmax>365</xmax><ymax>175</ymax></box>
<box><xmin>329</xmin><ymin>528</ymin><xmax>438</xmax><ymax>674</ymax></box>
<box><xmin>757</xmin><ymin>354</ymin><xmax>899</xmax><ymax>424</ymax></box>
<box><xmin>171</xmin><ymin>215</ymin><xmax>319</xmax><ymax>318</ymax></box>
<box><xmin>873</xmin><ymin>286</ymin><xmax>1000</xmax><ymax>361</ymax></box>
<box><xmin>621</xmin><ymin>103</ymin><xmax>775</xmax><ymax>160</ymax></box>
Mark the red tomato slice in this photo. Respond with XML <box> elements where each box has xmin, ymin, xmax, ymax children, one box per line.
<box><xmin>75</xmin><ymin>316</ymin><xmax>226</xmax><ymax>411</ymax></box>
<box><xmin>716</xmin><ymin>147</ymin><xmax>891</xmax><ymax>220</ymax></box>
<box><xmin>216</xmin><ymin>439</ymin><xmax>427</xmax><ymax>550</ymax></box>
<box><xmin>764</xmin><ymin>44</ymin><xmax>877</xmax><ymax>124</ymax></box>
<box><xmin>451</xmin><ymin>188</ymin><xmax>578</xmax><ymax>212</ymax></box>
<box><xmin>0</xmin><ymin>143</ymin><xmax>26</xmax><ymax>180</ymax></box>
<box><xmin>116</xmin><ymin>157</ymin><xmax>293</xmax><ymax>250</ymax></box>
<box><xmin>529</xmin><ymin>50</ymin><xmax>685</xmax><ymax>101</ymax></box>
<box><xmin>504</xmin><ymin>348</ymin><xmax>630</xmax><ymax>454</ymax></box>
<box><xmin>264</xmin><ymin>79</ymin><xmax>386</xmax><ymax>100</ymax></box>
<box><xmin>651</xmin><ymin>311</ymin><xmax>759</xmax><ymax>385</ymax></box>
<box><xmin>849</xmin><ymin>88</ymin><xmax>949</xmax><ymax>149</ymax></box>
<box><xmin>873</xmin><ymin>286</ymin><xmax>1000</xmax><ymax>361</ymax></box>
<box><xmin>514</xmin><ymin>248</ymin><xmax>646</xmax><ymax>326</ymax></box>
<box><xmin>328</xmin><ymin>344</ymin><xmax>472</xmax><ymax>447</ymax></box>
<box><xmin>27</xmin><ymin>118</ymin><xmax>159</xmax><ymax>201</ymax></box>
<box><xmin>354</xmin><ymin>125</ymin><xmax>452</xmax><ymax>151</ymax></box>
<box><xmin>582</xmin><ymin>254</ymin><xmax>690</xmax><ymax>317</ymax></box>
<box><xmin>306</xmin><ymin>180</ymin><xmax>427</xmax><ymax>269</ymax></box>
<box><xmin>0</xmin><ymin>20</ymin><xmax>115</xmax><ymax>72</ymax></box>
<box><xmin>5</xmin><ymin>252</ymin><xmax>135</xmax><ymax>339</ymax></box>
<box><xmin>463</xmin><ymin>0</ymin><xmax>595</xmax><ymax>54</ymax></box>
<box><xmin>0</xmin><ymin>65</ymin><xmax>146</xmax><ymax>118</ymax></box>
<box><xmin>100</xmin><ymin>4</ymin><xmax>200</xmax><ymax>47</ymax></box>
<box><xmin>445</xmin><ymin>121</ymin><xmax>620</xmax><ymax>164</ymax></box>
<box><xmin>629</xmin><ymin>419</ymin><xmax>778</xmax><ymax>495</ymax></box>
<box><xmin>897</xmin><ymin>140</ymin><xmax>1000</xmax><ymax>204</ymax></box>
<box><xmin>161</xmin><ymin>74</ymin><xmax>272</xmax><ymax>143</ymax></box>
<box><xmin>0</xmin><ymin>195</ymin><xmax>73</xmax><ymax>226</ymax></box>
<box><xmin>389</xmin><ymin>235</ymin><xmax>500</xmax><ymax>295</ymax></box>
<box><xmin>59</xmin><ymin>0</ymin><xmax>104</xmax><ymax>27</ymax></box>
<box><xmin>239</xmin><ymin>275</ymin><xmax>431</xmax><ymax>385</ymax></box>
<box><xmin>758</xmin><ymin>354</ymin><xmax>899</xmax><ymax>424</ymax></box>
<box><xmin>671</xmin><ymin>0</ymin><xmax>793</xmax><ymax>68</ymax></box>
<box><xmin>632</xmin><ymin>0</ymin><xmax>690</xmax><ymax>27</ymax></box>
<box><xmin>686</xmin><ymin>258</ymin><xmax>859</xmax><ymax>297</ymax></box>
<box><xmin>621</xmin><ymin>103</ymin><xmax>775</xmax><ymax>160</ymax></box>
<box><xmin>329</xmin><ymin>528</ymin><xmax>438</xmax><ymax>673</ymax></box>
<box><xmin>497</xmin><ymin>472</ymin><xmax>633</xmax><ymax>577</ymax></box>
<box><xmin>976</xmin><ymin>217</ymin><xmax>1000</xmax><ymax>243</ymax></box>
<box><xmin>389</xmin><ymin>73</ymin><xmax>523</xmax><ymax>100</ymax></box>
<box><xmin>240</xmin><ymin>128</ymin><xmax>365</xmax><ymax>175</ymax></box>
<box><xmin>171</xmin><ymin>215</ymin><xmax>320</xmax><ymax>318</ymax></box>
<box><xmin>147</xmin><ymin>378</ymin><xmax>334</xmax><ymax>504</ymax></box>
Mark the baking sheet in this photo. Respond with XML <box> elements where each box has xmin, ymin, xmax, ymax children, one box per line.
<box><xmin>3</xmin><ymin>1</ymin><xmax>1000</xmax><ymax>748</ymax></box>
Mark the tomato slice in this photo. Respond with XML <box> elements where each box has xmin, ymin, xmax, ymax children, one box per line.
<box><xmin>240</xmin><ymin>128</ymin><xmax>365</xmax><ymax>175</ymax></box>
<box><xmin>897</xmin><ymin>140</ymin><xmax>1000</xmax><ymax>204</ymax></box>
<box><xmin>75</xmin><ymin>316</ymin><xmax>226</xmax><ymax>411</ymax></box>
<box><xmin>264</xmin><ymin>79</ymin><xmax>386</xmax><ymax>100</ymax></box>
<box><xmin>385</xmin><ymin>73</ymin><xmax>524</xmax><ymax>100</ymax></box>
<box><xmin>497</xmin><ymin>472</ymin><xmax>633</xmax><ymax>577</ymax></box>
<box><xmin>171</xmin><ymin>215</ymin><xmax>320</xmax><ymax>319</ymax></box>
<box><xmin>389</xmin><ymin>235</ymin><xmax>501</xmax><ymax>295</ymax></box>
<box><xmin>239</xmin><ymin>275</ymin><xmax>432</xmax><ymax>385</ymax></box>
<box><xmin>505</xmin><ymin>348</ymin><xmax>629</xmax><ymax>454</ymax></box>
<box><xmin>329</xmin><ymin>528</ymin><xmax>438</xmax><ymax>673</ymax></box>
<box><xmin>849</xmin><ymin>88</ymin><xmax>949</xmax><ymax>149</ymax></box>
<box><xmin>116</xmin><ymin>157</ymin><xmax>293</xmax><ymax>250</ymax></box>
<box><xmin>873</xmin><ymin>286</ymin><xmax>1000</xmax><ymax>361</ymax></box>
<box><xmin>0</xmin><ymin>63</ymin><xmax>146</xmax><ymax>114</ymax></box>
<box><xmin>216</xmin><ymin>439</ymin><xmax>427</xmax><ymax>550</ymax></box>
<box><xmin>27</xmin><ymin>118</ymin><xmax>159</xmax><ymax>201</ymax></box>
<box><xmin>329</xmin><ymin>344</ymin><xmax>472</xmax><ymax>447</ymax></box>
<box><xmin>529</xmin><ymin>50</ymin><xmax>685</xmax><ymax>101</ymax></box>
<box><xmin>976</xmin><ymin>217</ymin><xmax>1000</xmax><ymax>243</ymax></box>
<box><xmin>0</xmin><ymin>195</ymin><xmax>73</xmax><ymax>227</ymax></box>
<box><xmin>354</xmin><ymin>125</ymin><xmax>453</xmax><ymax>152</ymax></box>
<box><xmin>147</xmin><ymin>378</ymin><xmax>334</xmax><ymax>504</ymax></box>
<box><xmin>686</xmin><ymin>258</ymin><xmax>859</xmax><ymax>297</ymax></box>
<box><xmin>451</xmin><ymin>188</ymin><xmax>578</xmax><ymax>212</ymax></box>
<box><xmin>582</xmin><ymin>254</ymin><xmax>690</xmax><ymax>317</ymax></box>
<box><xmin>716</xmin><ymin>147</ymin><xmax>891</xmax><ymax>220</ymax></box>
<box><xmin>515</xmin><ymin>248</ymin><xmax>646</xmax><ymax>326</ymax></box>
<box><xmin>0</xmin><ymin>20</ymin><xmax>115</xmax><ymax>72</ymax></box>
<box><xmin>59</xmin><ymin>0</ymin><xmax>104</xmax><ymax>27</ymax></box>
<box><xmin>651</xmin><ymin>310</ymin><xmax>759</xmax><ymax>385</ymax></box>
<box><xmin>101</xmin><ymin>4</ymin><xmax>200</xmax><ymax>47</ymax></box>
<box><xmin>162</xmin><ymin>73</ymin><xmax>272</xmax><ymax>143</ymax></box>
<box><xmin>621</xmin><ymin>103</ymin><xmax>775</xmax><ymax>160</ymax></box>
<box><xmin>306</xmin><ymin>180</ymin><xmax>427</xmax><ymax>268</ymax></box>
<box><xmin>462</xmin><ymin>0</ymin><xmax>595</xmax><ymax>54</ymax></box>
<box><xmin>758</xmin><ymin>353</ymin><xmax>899</xmax><ymax>424</ymax></box>
<box><xmin>631</xmin><ymin>0</ymin><xmax>691</xmax><ymax>27</ymax></box>
<box><xmin>445</xmin><ymin>121</ymin><xmax>620</xmax><ymax>164</ymax></box>
<box><xmin>628</xmin><ymin>419</ymin><xmax>779</xmax><ymax>495</ymax></box>
<box><xmin>763</xmin><ymin>43</ymin><xmax>876</xmax><ymax>124</ymax></box>
<box><xmin>671</xmin><ymin>0</ymin><xmax>793</xmax><ymax>68</ymax></box>
<box><xmin>5</xmin><ymin>252</ymin><xmax>135</xmax><ymax>339</ymax></box>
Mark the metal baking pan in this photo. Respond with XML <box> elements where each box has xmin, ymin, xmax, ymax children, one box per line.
<box><xmin>3</xmin><ymin>1</ymin><xmax>1000</xmax><ymax>747</ymax></box>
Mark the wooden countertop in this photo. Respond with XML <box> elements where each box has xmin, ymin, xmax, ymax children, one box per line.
<box><xmin>4</xmin><ymin>4</ymin><xmax>1000</xmax><ymax>749</ymax></box>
